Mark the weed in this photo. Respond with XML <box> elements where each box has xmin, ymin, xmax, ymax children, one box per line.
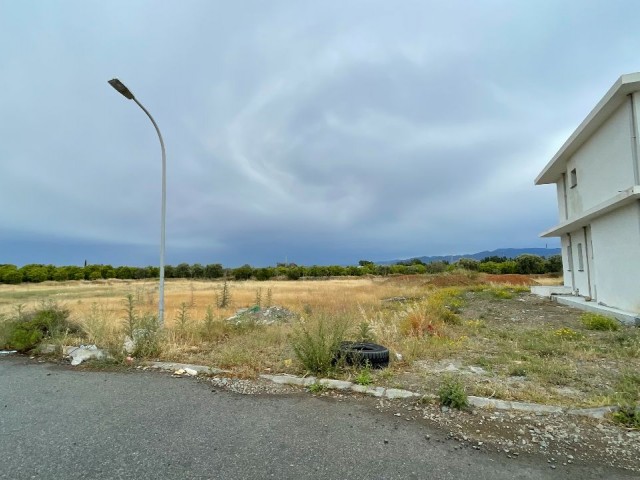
<box><xmin>290</xmin><ymin>316</ymin><xmax>348</xmax><ymax>375</ymax></box>
<box><xmin>354</xmin><ymin>365</ymin><xmax>374</xmax><ymax>386</ymax></box>
<box><xmin>612</xmin><ymin>405</ymin><xmax>640</xmax><ymax>428</ymax></box>
<box><xmin>581</xmin><ymin>313</ymin><xmax>619</xmax><ymax>331</ymax></box>
<box><xmin>509</xmin><ymin>366</ymin><xmax>527</xmax><ymax>377</ymax></box>
<box><xmin>356</xmin><ymin>321</ymin><xmax>375</xmax><ymax>342</ymax></box>
<box><xmin>216</xmin><ymin>280</ymin><xmax>231</xmax><ymax>308</ymax></box>
<box><xmin>438</xmin><ymin>375</ymin><xmax>468</xmax><ymax>410</ymax></box>
<box><xmin>175</xmin><ymin>302</ymin><xmax>190</xmax><ymax>332</ymax></box>
<box><xmin>2</xmin><ymin>302</ymin><xmax>81</xmax><ymax>352</ymax></box>
<box><xmin>255</xmin><ymin>288</ymin><xmax>262</xmax><ymax>308</ymax></box>
<box><xmin>123</xmin><ymin>293</ymin><xmax>138</xmax><ymax>339</ymax></box>
<box><xmin>308</xmin><ymin>382</ymin><xmax>326</xmax><ymax>394</ymax></box>
<box><xmin>265</xmin><ymin>288</ymin><xmax>273</xmax><ymax>308</ymax></box>
<box><xmin>554</xmin><ymin>327</ymin><xmax>583</xmax><ymax>341</ymax></box>
<box><xmin>130</xmin><ymin>314</ymin><xmax>161</xmax><ymax>357</ymax></box>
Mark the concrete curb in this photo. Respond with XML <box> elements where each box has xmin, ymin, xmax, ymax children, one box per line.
<box><xmin>143</xmin><ymin>364</ymin><xmax>619</xmax><ymax>420</ymax></box>
<box><xmin>260</xmin><ymin>374</ymin><xmax>417</xmax><ymax>399</ymax></box>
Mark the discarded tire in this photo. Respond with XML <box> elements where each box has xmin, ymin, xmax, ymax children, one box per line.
<box><xmin>337</xmin><ymin>341</ymin><xmax>389</xmax><ymax>368</ymax></box>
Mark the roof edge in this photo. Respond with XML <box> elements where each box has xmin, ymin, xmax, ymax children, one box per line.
<box><xmin>535</xmin><ymin>73</ymin><xmax>640</xmax><ymax>185</ymax></box>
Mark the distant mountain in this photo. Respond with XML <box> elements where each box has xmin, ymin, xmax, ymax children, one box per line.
<box><xmin>378</xmin><ymin>247</ymin><xmax>561</xmax><ymax>265</ymax></box>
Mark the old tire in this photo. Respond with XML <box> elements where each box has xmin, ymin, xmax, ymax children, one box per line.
<box><xmin>338</xmin><ymin>341</ymin><xmax>389</xmax><ymax>368</ymax></box>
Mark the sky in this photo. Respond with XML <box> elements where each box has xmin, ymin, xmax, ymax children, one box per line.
<box><xmin>1</xmin><ymin>0</ymin><xmax>638</xmax><ymax>267</ymax></box>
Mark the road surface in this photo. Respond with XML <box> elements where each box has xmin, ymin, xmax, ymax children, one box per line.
<box><xmin>0</xmin><ymin>356</ymin><xmax>634</xmax><ymax>479</ymax></box>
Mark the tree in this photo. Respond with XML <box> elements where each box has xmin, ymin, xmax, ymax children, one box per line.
<box><xmin>191</xmin><ymin>263</ymin><xmax>204</xmax><ymax>278</ymax></box>
<box><xmin>20</xmin><ymin>264</ymin><xmax>49</xmax><ymax>283</ymax></box>
<box><xmin>515</xmin><ymin>255</ymin><xmax>545</xmax><ymax>274</ymax></box>
<box><xmin>233</xmin><ymin>264</ymin><xmax>253</xmax><ymax>280</ymax></box>
<box><xmin>544</xmin><ymin>255</ymin><xmax>563</xmax><ymax>273</ymax></box>
<box><xmin>204</xmin><ymin>263</ymin><xmax>223</xmax><ymax>279</ymax></box>
<box><xmin>174</xmin><ymin>263</ymin><xmax>192</xmax><ymax>278</ymax></box>
<box><xmin>456</xmin><ymin>258</ymin><xmax>479</xmax><ymax>271</ymax></box>
<box><xmin>0</xmin><ymin>264</ymin><xmax>22</xmax><ymax>284</ymax></box>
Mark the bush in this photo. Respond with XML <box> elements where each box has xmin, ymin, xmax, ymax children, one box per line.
<box><xmin>581</xmin><ymin>313</ymin><xmax>619</xmax><ymax>331</ymax></box>
<box><xmin>2</xmin><ymin>303</ymin><xmax>81</xmax><ymax>352</ymax></box>
<box><xmin>290</xmin><ymin>316</ymin><xmax>349</xmax><ymax>375</ymax></box>
<box><xmin>612</xmin><ymin>405</ymin><xmax>640</xmax><ymax>428</ymax></box>
<box><xmin>438</xmin><ymin>376</ymin><xmax>468</xmax><ymax>410</ymax></box>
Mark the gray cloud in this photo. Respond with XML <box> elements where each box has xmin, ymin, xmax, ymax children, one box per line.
<box><xmin>1</xmin><ymin>0</ymin><xmax>638</xmax><ymax>266</ymax></box>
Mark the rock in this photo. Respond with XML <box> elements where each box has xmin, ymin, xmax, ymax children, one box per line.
<box><xmin>64</xmin><ymin>345</ymin><xmax>110</xmax><ymax>366</ymax></box>
<box><xmin>184</xmin><ymin>368</ymin><xmax>198</xmax><ymax>376</ymax></box>
<box><xmin>123</xmin><ymin>328</ymin><xmax>151</xmax><ymax>354</ymax></box>
<box><xmin>37</xmin><ymin>344</ymin><xmax>57</xmax><ymax>354</ymax></box>
<box><xmin>384</xmin><ymin>388</ymin><xmax>419</xmax><ymax>399</ymax></box>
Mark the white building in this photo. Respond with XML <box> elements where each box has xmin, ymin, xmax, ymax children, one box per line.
<box><xmin>535</xmin><ymin>73</ymin><xmax>640</xmax><ymax>315</ymax></box>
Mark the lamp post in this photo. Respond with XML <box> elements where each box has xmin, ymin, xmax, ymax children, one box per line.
<box><xmin>108</xmin><ymin>78</ymin><xmax>166</xmax><ymax>327</ymax></box>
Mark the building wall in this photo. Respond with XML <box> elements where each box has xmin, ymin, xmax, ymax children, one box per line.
<box><xmin>565</xmin><ymin>228</ymin><xmax>591</xmax><ymax>297</ymax></box>
<box><xmin>565</xmin><ymin>101</ymin><xmax>635</xmax><ymax>218</ymax></box>
<box><xmin>556</xmin><ymin>174</ymin><xmax>567</xmax><ymax>221</ymax></box>
<box><xmin>590</xmin><ymin>201</ymin><xmax>640</xmax><ymax>313</ymax></box>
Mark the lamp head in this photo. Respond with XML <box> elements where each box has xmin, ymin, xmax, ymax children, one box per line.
<box><xmin>108</xmin><ymin>78</ymin><xmax>135</xmax><ymax>100</ymax></box>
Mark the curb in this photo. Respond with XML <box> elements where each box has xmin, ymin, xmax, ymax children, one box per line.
<box><xmin>142</xmin><ymin>362</ymin><xmax>620</xmax><ymax>420</ymax></box>
<box><xmin>260</xmin><ymin>374</ymin><xmax>417</xmax><ymax>399</ymax></box>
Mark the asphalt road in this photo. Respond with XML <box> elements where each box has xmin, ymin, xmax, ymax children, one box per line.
<box><xmin>0</xmin><ymin>356</ymin><xmax>634</xmax><ymax>480</ymax></box>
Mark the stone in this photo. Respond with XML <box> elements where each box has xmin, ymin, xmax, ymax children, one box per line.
<box><xmin>384</xmin><ymin>388</ymin><xmax>419</xmax><ymax>399</ymax></box>
<box><xmin>38</xmin><ymin>344</ymin><xmax>57</xmax><ymax>354</ymax></box>
<box><xmin>64</xmin><ymin>345</ymin><xmax>110</xmax><ymax>366</ymax></box>
<box><xmin>184</xmin><ymin>368</ymin><xmax>198</xmax><ymax>376</ymax></box>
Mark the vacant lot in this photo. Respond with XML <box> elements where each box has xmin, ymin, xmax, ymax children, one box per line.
<box><xmin>1</xmin><ymin>273</ymin><xmax>638</xmax><ymax>409</ymax></box>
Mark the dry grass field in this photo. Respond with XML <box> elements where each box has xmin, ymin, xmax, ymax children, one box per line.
<box><xmin>1</xmin><ymin>273</ymin><xmax>638</xmax><ymax>411</ymax></box>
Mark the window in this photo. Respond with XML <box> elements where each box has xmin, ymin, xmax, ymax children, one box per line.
<box><xmin>577</xmin><ymin>243</ymin><xmax>584</xmax><ymax>271</ymax></box>
<box><xmin>567</xmin><ymin>245</ymin><xmax>573</xmax><ymax>271</ymax></box>
<box><xmin>570</xmin><ymin>168</ymin><xmax>577</xmax><ymax>188</ymax></box>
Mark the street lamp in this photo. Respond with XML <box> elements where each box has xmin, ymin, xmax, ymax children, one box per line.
<box><xmin>108</xmin><ymin>78</ymin><xmax>167</xmax><ymax>327</ymax></box>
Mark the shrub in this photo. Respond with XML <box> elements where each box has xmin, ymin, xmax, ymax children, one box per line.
<box><xmin>354</xmin><ymin>366</ymin><xmax>374</xmax><ymax>386</ymax></box>
<box><xmin>2</xmin><ymin>303</ymin><xmax>81</xmax><ymax>352</ymax></box>
<box><xmin>290</xmin><ymin>316</ymin><xmax>348</xmax><ymax>375</ymax></box>
<box><xmin>438</xmin><ymin>376</ymin><xmax>468</xmax><ymax>410</ymax></box>
<box><xmin>612</xmin><ymin>405</ymin><xmax>640</xmax><ymax>428</ymax></box>
<box><xmin>581</xmin><ymin>313</ymin><xmax>619</xmax><ymax>331</ymax></box>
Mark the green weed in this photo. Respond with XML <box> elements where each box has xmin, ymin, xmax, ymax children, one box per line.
<box><xmin>438</xmin><ymin>375</ymin><xmax>469</xmax><ymax>410</ymax></box>
<box><xmin>581</xmin><ymin>313</ymin><xmax>619</xmax><ymax>331</ymax></box>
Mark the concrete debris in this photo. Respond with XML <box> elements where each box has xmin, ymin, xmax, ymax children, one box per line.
<box><xmin>172</xmin><ymin>368</ymin><xmax>199</xmax><ymax>376</ymax></box>
<box><xmin>226</xmin><ymin>305</ymin><xmax>298</xmax><ymax>326</ymax></box>
<box><xmin>146</xmin><ymin>361</ymin><xmax>229</xmax><ymax>375</ymax></box>
<box><xmin>123</xmin><ymin>328</ymin><xmax>151</xmax><ymax>354</ymax></box>
<box><xmin>63</xmin><ymin>345</ymin><xmax>111</xmax><ymax>366</ymax></box>
<box><xmin>0</xmin><ymin>350</ymin><xmax>18</xmax><ymax>355</ymax></box>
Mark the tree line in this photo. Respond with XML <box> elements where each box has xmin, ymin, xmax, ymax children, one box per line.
<box><xmin>0</xmin><ymin>254</ymin><xmax>562</xmax><ymax>285</ymax></box>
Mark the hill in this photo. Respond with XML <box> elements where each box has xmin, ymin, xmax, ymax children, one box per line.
<box><xmin>378</xmin><ymin>247</ymin><xmax>561</xmax><ymax>265</ymax></box>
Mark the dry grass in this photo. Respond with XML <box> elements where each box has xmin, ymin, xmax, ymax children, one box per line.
<box><xmin>1</xmin><ymin>273</ymin><xmax>637</xmax><ymax>410</ymax></box>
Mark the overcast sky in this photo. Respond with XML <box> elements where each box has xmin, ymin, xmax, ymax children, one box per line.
<box><xmin>1</xmin><ymin>1</ymin><xmax>638</xmax><ymax>267</ymax></box>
